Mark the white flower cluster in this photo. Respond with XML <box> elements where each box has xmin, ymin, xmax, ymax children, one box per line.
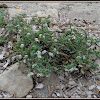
<box><xmin>27</xmin><ymin>72</ymin><xmax>34</xmax><ymax>77</ymax></box>
<box><xmin>17</xmin><ymin>55</ymin><xmax>22</xmax><ymax>59</ymax></box>
<box><xmin>36</xmin><ymin>51</ymin><xmax>42</xmax><ymax>58</ymax></box>
<box><xmin>35</xmin><ymin>38</ymin><xmax>39</xmax><ymax>42</ymax></box>
<box><xmin>27</xmin><ymin>33</ymin><xmax>31</xmax><ymax>36</ymax></box>
<box><xmin>24</xmin><ymin>55</ymin><xmax>28</xmax><ymax>58</ymax></box>
<box><xmin>72</xmin><ymin>35</ymin><xmax>76</xmax><ymax>39</ymax></box>
<box><xmin>20</xmin><ymin>44</ymin><xmax>24</xmax><ymax>48</ymax></box>
<box><xmin>37</xmin><ymin>73</ymin><xmax>43</xmax><ymax>77</ymax></box>
<box><xmin>23</xmin><ymin>59</ymin><xmax>26</xmax><ymax>63</ymax></box>
<box><xmin>42</xmin><ymin>50</ymin><xmax>47</xmax><ymax>54</ymax></box>
<box><xmin>86</xmin><ymin>40</ymin><xmax>91</xmax><ymax>46</ymax></box>
<box><xmin>83</xmin><ymin>55</ymin><xmax>86</xmax><ymax>60</ymax></box>
<box><xmin>54</xmin><ymin>48</ymin><xmax>56</xmax><ymax>51</ymax></box>
<box><xmin>32</xmin><ymin>64</ymin><xmax>37</xmax><ymax>68</ymax></box>
<box><xmin>18</xmin><ymin>30</ymin><xmax>22</xmax><ymax>33</ymax></box>
<box><xmin>49</xmin><ymin>52</ymin><xmax>53</xmax><ymax>57</ymax></box>
<box><xmin>12</xmin><ymin>56</ymin><xmax>16</xmax><ymax>61</ymax></box>
<box><xmin>39</xmin><ymin>34</ymin><xmax>42</xmax><ymax>38</ymax></box>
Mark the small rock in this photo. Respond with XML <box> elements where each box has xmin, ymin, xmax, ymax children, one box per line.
<box><xmin>86</xmin><ymin>91</ymin><xmax>93</xmax><ymax>95</ymax></box>
<box><xmin>0</xmin><ymin>95</ymin><xmax>3</xmax><ymax>98</ymax></box>
<box><xmin>56</xmin><ymin>92</ymin><xmax>61</xmax><ymax>97</ymax></box>
<box><xmin>68</xmin><ymin>80</ymin><xmax>77</xmax><ymax>85</ymax></box>
<box><xmin>52</xmin><ymin>20</ymin><xmax>58</xmax><ymax>25</ymax></box>
<box><xmin>89</xmin><ymin>85</ymin><xmax>95</xmax><ymax>90</ymax></box>
<box><xmin>26</xmin><ymin>95</ymin><xmax>32</xmax><ymax>98</ymax></box>
<box><xmin>35</xmin><ymin>83</ymin><xmax>44</xmax><ymax>89</ymax></box>
<box><xmin>75</xmin><ymin>95</ymin><xmax>80</xmax><ymax>98</ymax></box>
<box><xmin>52</xmin><ymin>93</ymin><xmax>57</xmax><ymax>98</ymax></box>
<box><xmin>93</xmin><ymin>95</ymin><xmax>97</xmax><ymax>98</ymax></box>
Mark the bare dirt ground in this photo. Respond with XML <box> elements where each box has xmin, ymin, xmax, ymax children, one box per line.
<box><xmin>0</xmin><ymin>1</ymin><xmax>100</xmax><ymax>98</ymax></box>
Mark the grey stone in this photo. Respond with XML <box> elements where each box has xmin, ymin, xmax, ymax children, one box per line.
<box><xmin>0</xmin><ymin>63</ymin><xmax>33</xmax><ymax>97</ymax></box>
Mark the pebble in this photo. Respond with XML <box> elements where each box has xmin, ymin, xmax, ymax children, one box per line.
<box><xmin>35</xmin><ymin>83</ymin><xmax>44</xmax><ymax>89</ymax></box>
<box><xmin>52</xmin><ymin>93</ymin><xmax>57</xmax><ymax>98</ymax></box>
<box><xmin>89</xmin><ymin>85</ymin><xmax>95</xmax><ymax>90</ymax></box>
<box><xmin>26</xmin><ymin>95</ymin><xmax>32</xmax><ymax>98</ymax></box>
<box><xmin>0</xmin><ymin>95</ymin><xmax>3</xmax><ymax>98</ymax></box>
<box><xmin>56</xmin><ymin>92</ymin><xmax>61</xmax><ymax>97</ymax></box>
<box><xmin>68</xmin><ymin>80</ymin><xmax>76</xmax><ymax>85</ymax></box>
<box><xmin>52</xmin><ymin>20</ymin><xmax>58</xmax><ymax>25</ymax></box>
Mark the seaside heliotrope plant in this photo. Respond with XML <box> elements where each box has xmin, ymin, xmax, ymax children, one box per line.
<box><xmin>0</xmin><ymin>8</ymin><xmax>99</xmax><ymax>77</ymax></box>
<box><xmin>12</xmin><ymin>15</ymin><xmax>100</xmax><ymax>77</ymax></box>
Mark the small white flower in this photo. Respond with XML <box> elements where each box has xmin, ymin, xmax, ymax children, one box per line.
<box><xmin>87</xmin><ymin>40</ymin><xmax>91</xmax><ymax>43</ymax></box>
<box><xmin>39</xmin><ymin>34</ymin><xmax>42</xmax><ymax>38</ymax></box>
<box><xmin>83</xmin><ymin>55</ymin><xmax>86</xmax><ymax>60</ymax></box>
<box><xmin>42</xmin><ymin>50</ymin><xmax>47</xmax><ymax>54</ymax></box>
<box><xmin>32</xmin><ymin>64</ymin><xmax>37</xmax><ymax>68</ymax></box>
<box><xmin>37</xmin><ymin>73</ymin><xmax>42</xmax><ymax>77</ymax></box>
<box><xmin>38</xmin><ymin>55</ymin><xmax>42</xmax><ymax>58</ymax></box>
<box><xmin>35</xmin><ymin>38</ymin><xmax>39</xmax><ymax>42</ymax></box>
<box><xmin>79</xmin><ymin>65</ymin><xmax>83</xmax><ymax>67</ymax></box>
<box><xmin>12</xmin><ymin>56</ymin><xmax>16</xmax><ymax>61</ymax></box>
<box><xmin>18</xmin><ymin>55</ymin><xmax>22</xmax><ymax>59</ymax></box>
<box><xmin>65</xmin><ymin>68</ymin><xmax>69</xmax><ymax>71</ymax></box>
<box><xmin>87</xmin><ymin>42</ymin><xmax>91</xmax><ymax>46</ymax></box>
<box><xmin>1</xmin><ymin>28</ymin><xmax>5</xmax><ymax>31</ymax></box>
<box><xmin>52</xmin><ymin>37</ymin><xmax>54</xmax><ymax>39</ymax></box>
<box><xmin>57</xmin><ymin>51</ymin><xmax>59</xmax><ymax>54</ymax></box>
<box><xmin>27</xmin><ymin>72</ymin><xmax>34</xmax><ymax>77</ymax></box>
<box><xmin>43</xmin><ymin>23</ymin><xmax>48</xmax><ymax>27</ymax></box>
<box><xmin>24</xmin><ymin>55</ymin><xmax>28</xmax><ymax>58</ymax></box>
<box><xmin>24</xmin><ymin>27</ymin><xmax>27</xmax><ymax>29</ymax></box>
<box><xmin>49</xmin><ymin>52</ymin><xmax>53</xmax><ymax>57</ymax></box>
<box><xmin>54</xmin><ymin>48</ymin><xmax>56</xmax><ymax>51</ymax></box>
<box><xmin>20</xmin><ymin>44</ymin><xmax>24</xmax><ymax>48</ymax></box>
<box><xmin>72</xmin><ymin>36</ymin><xmax>76</xmax><ymax>39</ymax></box>
<box><xmin>27</xmin><ymin>33</ymin><xmax>31</xmax><ymax>35</ymax></box>
<box><xmin>16</xmin><ymin>25</ymin><xmax>20</xmax><ymax>27</ymax></box>
<box><xmin>18</xmin><ymin>30</ymin><xmax>22</xmax><ymax>33</ymax></box>
<box><xmin>43</xmin><ymin>36</ymin><xmax>45</xmax><ymax>38</ymax></box>
<box><xmin>23</xmin><ymin>59</ymin><xmax>26</xmax><ymax>63</ymax></box>
<box><xmin>76</xmin><ymin>56</ymin><xmax>81</xmax><ymax>59</ymax></box>
<box><xmin>37</xmin><ymin>51</ymin><xmax>41</xmax><ymax>55</ymax></box>
<box><xmin>54</xmin><ymin>39</ymin><xmax>57</xmax><ymax>42</ymax></box>
<box><xmin>68</xmin><ymin>39</ymin><xmax>70</xmax><ymax>41</ymax></box>
<box><xmin>69</xmin><ymin>68</ymin><xmax>78</xmax><ymax>72</ymax></box>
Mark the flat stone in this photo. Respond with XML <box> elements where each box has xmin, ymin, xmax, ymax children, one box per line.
<box><xmin>0</xmin><ymin>63</ymin><xmax>33</xmax><ymax>97</ymax></box>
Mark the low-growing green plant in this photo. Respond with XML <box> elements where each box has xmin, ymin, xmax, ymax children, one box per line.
<box><xmin>0</xmin><ymin>8</ymin><xmax>7</xmax><ymax>28</ymax></box>
<box><xmin>0</xmin><ymin>36</ymin><xmax>7</xmax><ymax>45</ymax></box>
<box><xmin>11</xmin><ymin>15</ymin><xmax>100</xmax><ymax>77</ymax></box>
<box><xmin>1</xmin><ymin>8</ymin><xmax>99</xmax><ymax>77</ymax></box>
